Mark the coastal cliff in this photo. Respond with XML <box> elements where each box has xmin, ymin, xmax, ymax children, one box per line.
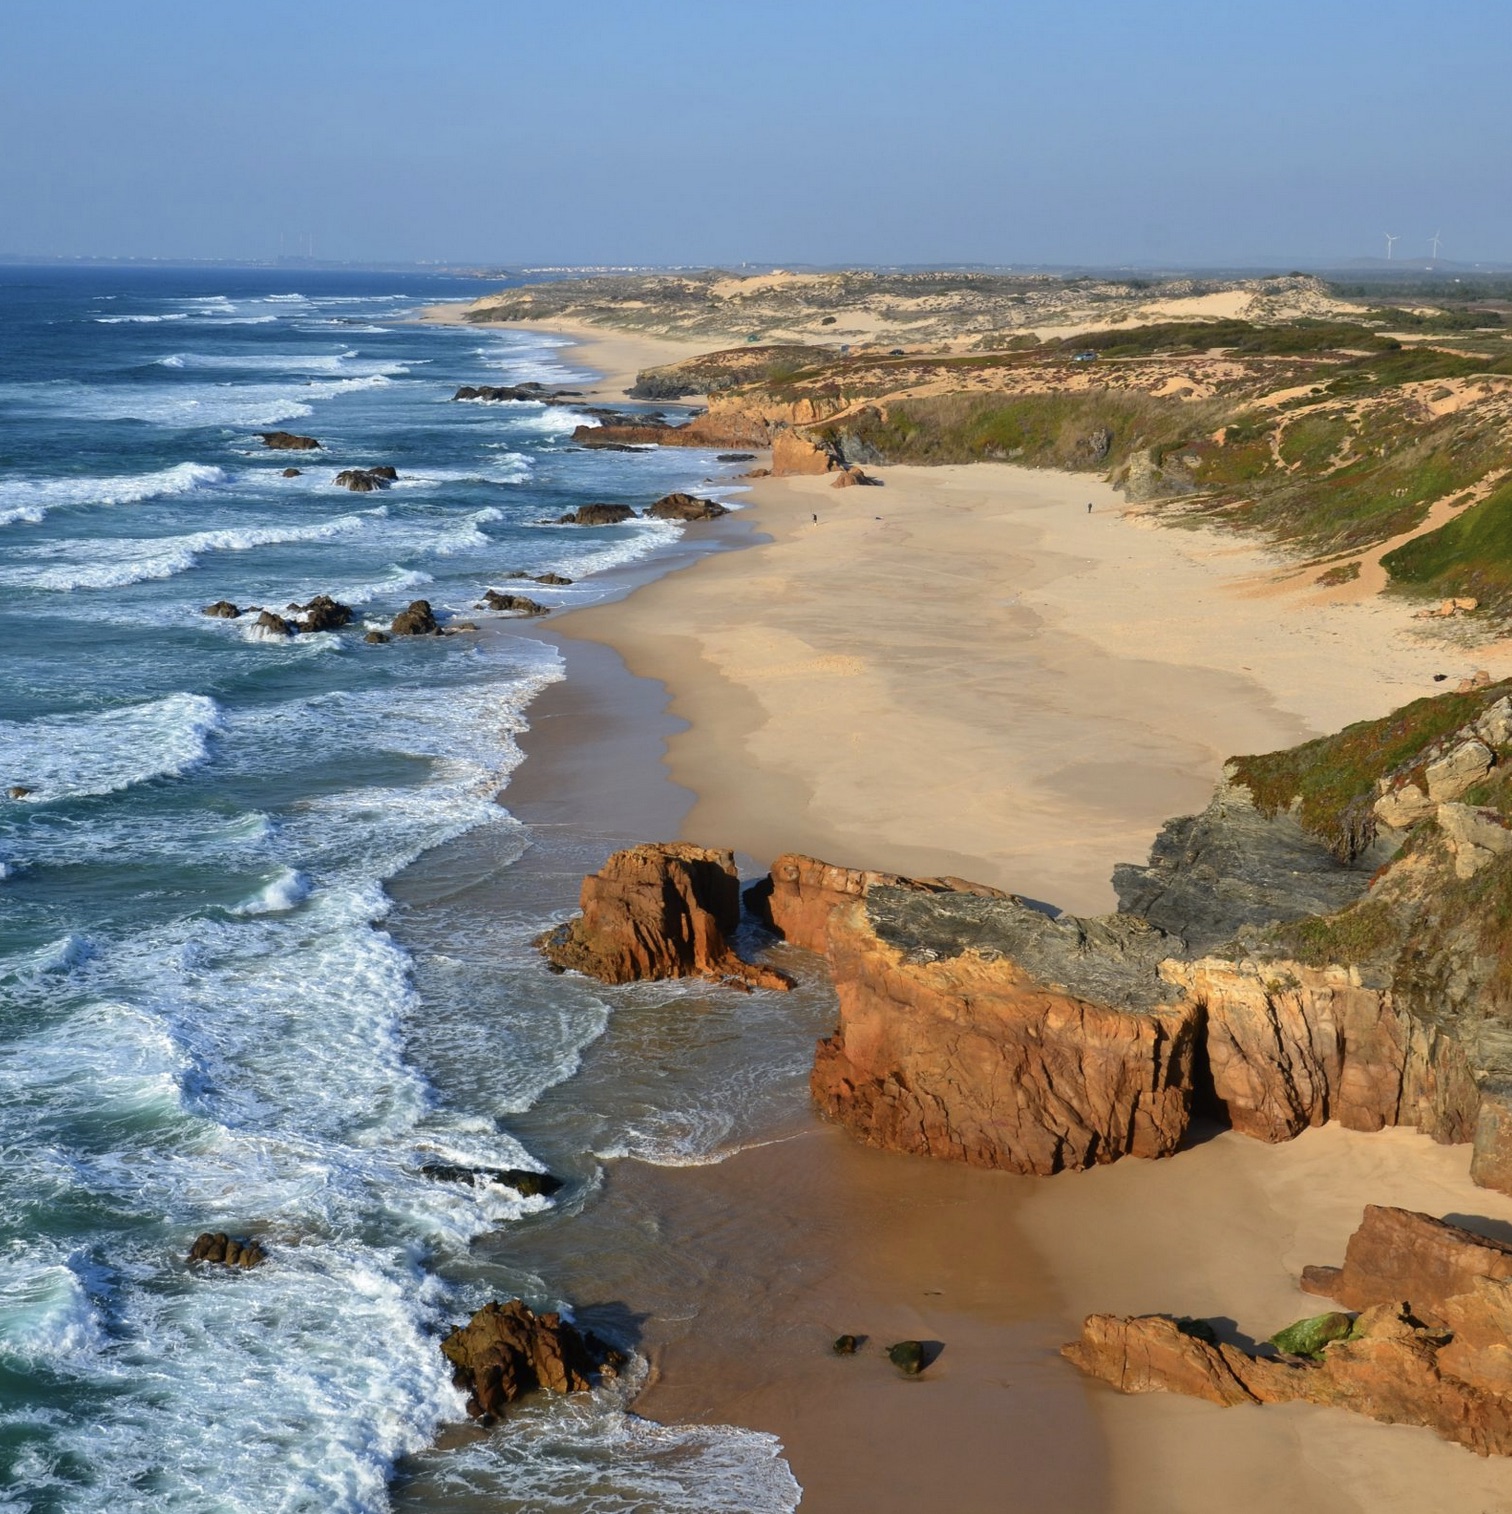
<box><xmin>543</xmin><ymin>682</ymin><xmax>1512</xmax><ymax>1188</ymax></box>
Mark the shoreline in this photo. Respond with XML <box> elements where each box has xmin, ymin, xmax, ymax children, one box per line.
<box><xmin>474</xmin><ymin>316</ymin><xmax>1512</xmax><ymax>1510</ymax></box>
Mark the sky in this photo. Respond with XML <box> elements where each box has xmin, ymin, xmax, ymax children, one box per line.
<box><xmin>3</xmin><ymin>0</ymin><xmax>1509</xmax><ymax>268</ymax></box>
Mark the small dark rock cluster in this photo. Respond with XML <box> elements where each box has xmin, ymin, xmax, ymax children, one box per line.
<box><xmin>187</xmin><ymin>1231</ymin><xmax>267</xmax><ymax>1269</ymax></box>
<box><xmin>452</xmin><ymin>384</ymin><xmax>583</xmax><ymax>403</ymax></box>
<box><xmin>479</xmin><ymin>590</ymin><xmax>547</xmax><ymax>616</ymax></box>
<box><xmin>552</xmin><ymin>493</ymin><xmax>727</xmax><ymax>526</ymax></box>
<box><xmin>333</xmin><ymin>466</ymin><xmax>398</xmax><ymax>492</ymax></box>
<box><xmin>420</xmin><ymin>1163</ymin><xmax>564</xmax><ymax>1198</ymax></box>
<box><xmin>257</xmin><ymin>431</ymin><xmax>321</xmax><ymax>450</ymax></box>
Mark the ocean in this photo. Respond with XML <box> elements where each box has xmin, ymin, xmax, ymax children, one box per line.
<box><xmin>0</xmin><ymin>267</ymin><xmax>829</xmax><ymax>1512</ymax></box>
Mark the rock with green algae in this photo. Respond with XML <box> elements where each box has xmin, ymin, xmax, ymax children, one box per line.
<box><xmin>1268</xmin><ymin>1311</ymin><xmax>1355</xmax><ymax>1359</ymax></box>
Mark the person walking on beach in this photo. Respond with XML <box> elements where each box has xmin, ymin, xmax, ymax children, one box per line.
<box><xmin>812</xmin><ymin>513</ymin><xmax>818</xmax><ymax>524</ymax></box>
<box><xmin>1086</xmin><ymin>501</ymin><xmax>1093</xmax><ymax>514</ymax></box>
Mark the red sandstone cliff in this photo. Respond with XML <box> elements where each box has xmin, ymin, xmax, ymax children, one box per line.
<box><xmin>538</xmin><ymin>843</ymin><xmax>792</xmax><ymax>992</ymax></box>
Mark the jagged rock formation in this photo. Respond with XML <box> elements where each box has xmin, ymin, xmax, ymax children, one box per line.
<box><xmin>643</xmin><ymin>492</ymin><xmax>729</xmax><ymax>521</ymax></box>
<box><xmin>809</xmin><ymin>885</ymin><xmax>1198</xmax><ymax>1173</ymax></box>
<box><xmin>761</xmin><ymin>681</ymin><xmax>1512</xmax><ymax>1187</ymax></box>
<box><xmin>420</xmin><ymin>1163</ymin><xmax>564</xmax><ymax>1198</ymax></box>
<box><xmin>441</xmin><ymin>1300</ymin><xmax>610</xmax><ymax>1422</ymax></box>
<box><xmin>538</xmin><ymin>843</ymin><xmax>793</xmax><ymax>992</ymax></box>
<box><xmin>555</xmin><ymin>503</ymin><xmax>635</xmax><ymax>526</ymax></box>
<box><xmin>257</xmin><ymin>431</ymin><xmax>320</xmax><ymax>450</ymax></box>
<box><xmin>1065</xmin><ymin>1206</ymin><xmax>1512</xmax><ymax>1458</ymax></box>
<box><xmin>186</xmin><ymin>1232</ymin><xmax>267</xmax><ymax>1269</ymax></box>
<box><xmin>453</xmin><ymin>383</ymin><xmax>582</xmax><ymax>402</ymax></box>
<box><xmin>288</xmin><ymin>594</ymin><xmax>353</xmax><ymax>632</ymax></box>
<box><xmin>390</xmin><ymin>600</ymin><xmax>439</xmax><ymax>636</ymax></box>
<box><xmin>202</xmin><ymin>600</ymin><xmax>240</xmax><ymax>618</ymax></box>
<box><xmin>333</xmin><ymin>466</ymin><xmax>398</xmax><ymax>492</ymax></box>
<box><xmin>479</xmin><ymin>590</ymin><xmax>547</xmax><ymax>615</ymax></box>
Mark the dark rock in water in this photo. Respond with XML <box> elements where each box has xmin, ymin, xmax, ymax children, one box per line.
<box><xmin>333</xmin><ymin>467</ymin><xmax>396</xmax><ymax>493</ymax></box>
<box><xmin>289</xmin><ymin>594</ymin><xmax>353</xmax><ymax>633</ymax></box>
<box><xmin>533</xmin><ymin>572</ymin><xmax>573</xmax><ymax>585</ymax></box>
<box><xmin>448</xmin><ymin>620</ymin><xmax>479</xmax><ymax>633</ymax></box>
<box><xmin>441</xmin><ymin>1299</ymin><xmax>603</xmax><ymax>1422</ymax></box>
<box><xmin>833</xmin><ymin>1334</ymin><xmax>861</xmax><ymax>1355</ymax></box>
<box><xmin>7</xmin><ymin>786</ymin><xmax>33</xmax><ymax>800</ymax></box>
<box><xmin>420</xmin><ymin>1163</ymin><xmax>564</xmax><ymax>1197</ymax></box>
<box><xmin>281</xmin><ymin>467</ymin><xmax>302</xmax><ymax>477</ymax></box>
<box><xmin>1111</xmin><ymin>785</ymin><xmax>1379</xmax><ymax>955</ymax></box>
<box><xmin>364</xmin><ymin>630</ymin><xmax>390</xmax><ymax>645</ymax></box>
<box><xmin>187</xmin><ymin>1231</ymin><xmax>267</xmax><ymax>1269</ymax></box>
<box><xmin>887</xmin><ymin>1340</ymin><xmax>926</xmax><ymax>1375</ymax></box>
<box><xmin>577</xmin><ymin>441</ymin><xmax>648</xmax><ymax>453</ymax></box>
<box><xmin>643</xmin><ymin>492</ymin><xmax>729</xmax><ymax>522</ymax></box>
<box><xmin>717</xmin><ymin>453</ymin><xmax>757</xmax><ymax>462</ymax></box>
<box><xmin>257</xmin><ymin>431</ymin><xmax>321</xmax><ymax>450</ymax></box>
<box><xmin>555</xmin><ymin>503</ymin><xmax>635</xmax><ymax>526</ymax></box>
<box><xmin>202</xmin><ymin>600</ymin><xmax>240</xmax><ymax>618</ymax></box>
<box><xmin>480</xmin><ymin>590</ymin><xmax>548</xmax><ymax>616</ymax></box>
<box><xmin>255</xmin><ymin>610</ymin><xmax>295</xmax><ymax>637</ymax></box>
<box><xmin>390</xmin><ymin>600</ymin><xmax>438</xmax><ymax>636</ymax></box>
<box><xmin>453</xmin><ymin>384</ymin><xmax>584</xmax><ymax>403</ymax></box>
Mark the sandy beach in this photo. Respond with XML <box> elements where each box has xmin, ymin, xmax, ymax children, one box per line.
<box><xmin>469</xmin><ymin>315</ymin><xmax>1512</xmax><ymax>1510</ymax></box>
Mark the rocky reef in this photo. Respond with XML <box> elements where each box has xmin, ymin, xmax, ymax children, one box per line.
<box><xmin>1065</xmin><ymin>1204</ymin><xmax>1512</xmax><ymax>1456</ymax></box>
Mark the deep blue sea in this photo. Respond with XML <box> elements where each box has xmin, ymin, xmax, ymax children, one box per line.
<box><xmin>0</xmin><ymin>268</ymin><xmax>816</xmax><ymax>1513</ymax></box>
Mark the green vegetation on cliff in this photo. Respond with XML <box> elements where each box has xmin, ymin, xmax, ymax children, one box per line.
<box><xmin>1383</xmin><ymin>480</ymin><xmax>1512</xmax><ymax>604</ymax></box>
<box><xmin>1229</xmin><ymin>681</ymin><xmax>1512</xmax><ymax>858</ymax></box>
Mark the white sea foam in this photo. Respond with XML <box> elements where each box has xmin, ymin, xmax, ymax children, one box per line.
<box><xmin>232</xmin><ymin>868</ymin><xmax>312</xmax><ymax>914</ymax></box>
<box><xmin>92</xmin><ymin>313</ymin><xmax>189</xmax><ymax>324</ymax></box>
<box><xmin>33</xmin><ymin>374</ymin><xmax>392</xmax><ymax>428</ymax></box>
<box><xmin>0</xmin><ymin>693</ymin><xmax>221</xmax><ymax>801</ymax></box>
<box><xmin>0</xmin><ymin>1253</ymin><xmax>107</xmax><ymax>1367</ymax></box>
<box><xmin>0</xmin><ymin>462</ymin><xmax>226</xmax><ymax>526</ymax></box>
<box><xmin>1</xmin><ymin>512</ymin><xmax>370</xmax><ymax>590</ymax></box>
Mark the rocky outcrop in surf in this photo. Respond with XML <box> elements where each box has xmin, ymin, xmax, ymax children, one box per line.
<box><xmin>333</xmin><ymin>466</ymin><xmax>398</xmax><ymax>492</ymax></box>
<box><xmin>1064</xmin><ymin>1205</ymin><xmax>1512</xmax><ymax>1457</ymax></box>
<box><xmin>538</xmin><ymin>842</ymin><xmax>792</xmax><ymax>992</ymax></box>
<box><xmin>555</xmin><ymin>503</ymin><xmax>636</xmax><ymax>526</ymax></box>
<box><xmin>256</xmin><ymin>431</ymin><xmax>320</xmax><ymax>450</ymax></box>
<box><xmin>453</xmin><ymin>383</ymin><xmax>582</xmax><ymax>403</ymax></box>
<box><xmin>479</xmin><ymin>590</ymin><xmax>548</xmax><ymax>616</ymax></box>
<box><xmin>441</xmin><ymin>1300</ymin><xmax>617</xmax><ymax>1423</ymax></box>
<box><xmin>643</xmin><ymin>492</ymin><xmax>729</xmax><ymax>521</ymax></box>
<box><xmin>186</xmin><ymin>1232</ymin><xmax>267</xmax><ymax>1269</ymax></box>
<box><xmin>390</xmin><ymin>600</ymin><xmax>439</xmax><ymax>636</ymax></box>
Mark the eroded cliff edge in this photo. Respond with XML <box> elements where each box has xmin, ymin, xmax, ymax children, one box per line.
<box><xmin>750</xmin><ymin>681</ymin><xmax>1512</xmax><ymax>1189</ymax></box>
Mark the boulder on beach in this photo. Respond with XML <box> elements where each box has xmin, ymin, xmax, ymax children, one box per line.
<box><xmin>186</xmin><ymin>1231</ymin><xmax>267</xmax><ymax>1270</ymax></box>
<box><xmin>257</xmin><ymin>431</ymin><xmax>321</xmax><ymax>450</ymax></box>
<box><xmin>390</xmin><ymin>600</ymin><xmax>439</xmax><ymax>636</ymax></box>
<box><xmin>643</xmin><ymin>492</ymin><xmax>729</xmax><ymax>522</ymax></box>
<box><xmin>831</xmin><ymin>466</ymin><xmax>880</xmax><ymax>488</ymax></box>
<box><xmin>833</xmin><ymin>1334</ymin><xmax>861</xmax><ymax>1355</ymax></box>
<box><xmin>202</xmin><ymin>600</ymin><xmax>240</xmax><ymax>618</ymax></box>
<box><xmin>534</xmin><ymin>572</ymin><xmax>573</xmax><ymax>585</ymax></box>
<box><xmin>887</xmin><ymin>1340</ymin><xmax>926</xmax><ymax>1375</ymax></box>
<box><xmin>480</xmin><ymin>590</ymin><xmax>548</xmax><ymax>616</ymax></box>
<box><xmin>441</xmin><ymin>1299</ymin><xmax>609</xmax><ymax>1422</ymax></box>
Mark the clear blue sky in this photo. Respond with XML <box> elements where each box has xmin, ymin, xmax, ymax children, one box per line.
<box><xmin>4</xmin><ymin>0</ymin><xmax>1508</xmax><ymax>267</ymax></box>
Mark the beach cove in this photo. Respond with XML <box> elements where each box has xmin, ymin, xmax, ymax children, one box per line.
<box><xmin>487</xmin><ymin>316</ymin><xmax>1512</xmax><ymax>1511</ymax></box>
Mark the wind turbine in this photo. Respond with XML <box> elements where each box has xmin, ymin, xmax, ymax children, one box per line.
<box><xmin>1384</xmin><ymin>232</ymin><xmax>1399</xmax><ymax>260</ymax></box>
<box><xmin>1429</xmin><ymin>231</ymin><xmax>1443</xmax><ymax>262</ymax></box>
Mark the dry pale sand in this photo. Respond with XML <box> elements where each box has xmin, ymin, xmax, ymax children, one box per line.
<box><xmin>559</xmin><ymin>461</ymin><xmax>1512</xmax><ymax>915</ymax></box>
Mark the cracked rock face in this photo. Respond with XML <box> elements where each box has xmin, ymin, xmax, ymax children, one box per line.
<box><xmin>1112</xmin><ymin>785</ymin><xmax>1380</xmax><ymax>954</ymax></box>
<box><xmin>810</xmin><ymin>889</ymin><xmax>1198</xmax><ymax>1175</ymax></box>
